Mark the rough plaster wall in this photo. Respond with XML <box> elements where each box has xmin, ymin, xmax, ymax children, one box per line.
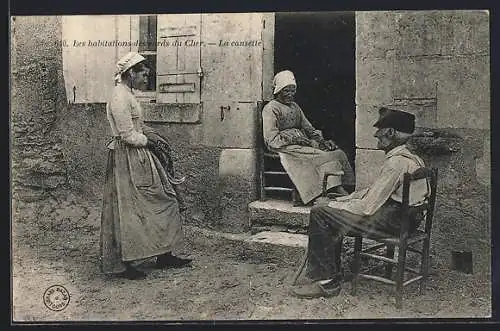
<box><xmin>11</xmin><ymin>16</ymin><xmax>69</xmax><ymax>202</ymax></box>
<box><xmin>144</xmin><ymin>123</ymin><xmax>222</xmax><ymax>227</ymax></box>
<box><xmin>355</xmin><ymin>11</ymin><xmax>491</xmax><ymax>271</ymax></box>
<box><xmin>419</xmin><ymin>129</ymin><xmax>491</xmax><ymax>273</ymax></box>
<box><xmin>138</xmin><ymin>121</ymin><xmax>258</xmax><ymax>233</ymax></box>
<box><xmin>54</xmin><ymin>104</ymin><xmax>110</xmax><ymax>199</ymax></box>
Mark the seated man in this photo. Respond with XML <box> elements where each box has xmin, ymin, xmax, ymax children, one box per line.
<box><xmin>262</xmin><ymin>70</ymin><xmax>355</xmax><ymax>205</ymax></box>
<box><xmin>291</xmin><ymin>107</ymin><xmax>429</xmax><ymax>299</ymax></box>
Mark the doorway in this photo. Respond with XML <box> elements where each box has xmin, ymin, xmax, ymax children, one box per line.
<box><xmin>274</xmin><ymin>12</ymin><xmax>356</xmax><ymax>166</ymax></box>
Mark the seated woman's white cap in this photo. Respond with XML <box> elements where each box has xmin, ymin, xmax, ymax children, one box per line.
<box><xmin>273</xmin><ymin>70</ymin><xmax>296</xmax><ymax>94</ymax></box>
<box><xmin>114</xmin><ymin>52</ymin><xmax>146</xmax><ymax>83</ymax></box>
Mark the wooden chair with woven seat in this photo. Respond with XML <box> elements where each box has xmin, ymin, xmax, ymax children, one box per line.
<box><xmin>258</xmin><ymin>105</ymin><xmax>301</xmax><ymax>204</ymax></box>
<box><xmin>350</xmin><ymin>167</ymin><xmax>438</xmax><ymax>309</ymax></box>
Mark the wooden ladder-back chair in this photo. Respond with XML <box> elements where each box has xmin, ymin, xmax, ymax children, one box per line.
<box><xmin>350</xmin><ymin>167</ymin><xmax>438</xmax><ymax>309</ymax></box>
<box><xmin>257</xmin><ymin>104</ymin><xmax>300</xmax><ymax>203</ymax></box>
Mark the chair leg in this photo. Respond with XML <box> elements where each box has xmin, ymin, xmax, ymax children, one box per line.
<box><xmin>385</xmin><ymin>245</ymin><xmax>395</xmax><ymax>279</ymax></box>
<box><xmin>420</xmin><ymin>237</ymin><xmax>431</xmax><ymax>295</ymax></box>
<box><xmin>260</xmin><ymin>172</ymin><xmax>266</xmax><ymax>201</ymax></box>
<box><xmin>395</xmin><ymin>244</ymin><xmax>407</xmax><ymax>309</ymax></box>
<box><xmin>292</xmin><ymin>251</ymin><xmax>308</xmax><ymax>286</ymax></box>
<box><xmin>351</xmin><ymin>236</ymin><xmax>362</xmax><ymax>296</ymax></box>
<box><xmin>260</xmin><ymin>154</ymin><xmax>265</xmax><ymax>201</ymax></box>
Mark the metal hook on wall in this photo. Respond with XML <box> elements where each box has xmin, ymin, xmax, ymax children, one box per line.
<box><xmin>220</xmin><ymin>105</ymin><xmax>231</xmax><ymax>121</ymax></box>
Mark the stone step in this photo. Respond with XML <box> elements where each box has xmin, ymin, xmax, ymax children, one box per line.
<box><xmin>248</xmin><ymin>199</ymin><xmax>311</xmax><ymax>231</ymax></box>
<box><xmin>183</xmin><ymin>225</ymin><xmax>307</xmax><ymax>267</ymax></box>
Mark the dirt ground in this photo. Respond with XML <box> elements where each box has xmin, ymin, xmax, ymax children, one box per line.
<box><xmin>11</xmin><ymin>192</ymin><xmax>492</xmax><ymax>322</ymax></box>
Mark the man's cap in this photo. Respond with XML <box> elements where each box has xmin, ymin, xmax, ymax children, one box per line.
<box><xmin>373</xmin><ymin>107</ymin><xmax>415</xmax><ymax>134</ymax></box>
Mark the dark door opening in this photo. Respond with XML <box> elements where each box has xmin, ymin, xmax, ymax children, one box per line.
<box><xmin>274</xmin><ymin>12</ymin><xmax>356</xmax><ymax>167</ymax></box>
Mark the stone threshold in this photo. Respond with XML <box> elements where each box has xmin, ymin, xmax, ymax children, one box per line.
<box><xmin>248</xmin><ymin>199</ymin><xmax>311</xmax><ymax>231</ymax></box>
<box><xmin>183</xmin><ymin>225</ymin><xmax>307</xmax><ymax>267</ymax></box>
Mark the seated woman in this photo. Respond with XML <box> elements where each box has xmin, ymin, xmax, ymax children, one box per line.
<box><xmin>262</xmin><ymin>70</ymin><xmax>355</xmax><ymax>205</ymax></box>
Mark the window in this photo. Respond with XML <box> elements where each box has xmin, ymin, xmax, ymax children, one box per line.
<box><xmin>132</xmin><ymin>15</ymin><xmax>157</xmax><ymax>102</ymax></box>
<box><xmin>131</xmin><ymin>14</ymin><xmax>202</xmax><ymax>105</ymax></box>
<box><xmin>138</xmin><ymin>15</ymin><xmax>157</xmax><ymax>92</ymax></box>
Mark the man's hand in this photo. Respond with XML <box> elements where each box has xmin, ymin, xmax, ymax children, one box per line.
<box><xmin>314</xmin><ymin>196</ymin><xmax>333</xmax><ymax>206</ymax></box>
<box><xmin>334</xmin><ymin>195</ymin><xmax>351</xmax><ymax>202</ymax></box>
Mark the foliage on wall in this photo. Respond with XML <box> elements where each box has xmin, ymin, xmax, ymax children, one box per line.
<box><xmin>408</xmin><ymin>128</ymin><xmax>461</xmax><ymax>156</ymax></box>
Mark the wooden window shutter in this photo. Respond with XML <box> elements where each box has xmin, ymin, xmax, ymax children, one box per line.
<box><xmin>62</xmin><ymin>15</ymin><xmax>130</xmax><ymax>103</ymax></box>
<box><xmin>156</xmin><ymin>14</ymin><xmax>202</xmax><ymax>104</ymax></box>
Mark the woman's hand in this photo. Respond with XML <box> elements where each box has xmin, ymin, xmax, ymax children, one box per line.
<box><xmin>293</xmin><ymin>135</ymin><xmax>313</xmax><ymax>147</ymax></box>
<box><xmin>322</xmin><ymin>140</ymin><xmax>337</xmax><ymax>151</ymax></box>
<box><xmin>280</xmin><ymin>128</ymin><xmax>311</xmax><ymax>147</ymax></box>
<box><xmin>146</xmin><ymin>139</ymin><xmax>156</xmax><ymax>149</ymax></box>
<box><xmin>310</xmin><ymin>140</ymin><xmax>320</xmax><ymax>149</ymax></box>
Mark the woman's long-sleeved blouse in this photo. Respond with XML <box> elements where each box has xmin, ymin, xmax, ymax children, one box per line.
<box><xmin>106</xmin><ymin>84</ymin><xmax>148</xmax><ymax>147</ymax></box>
<box><xmin>262</xmin><ymin>99</ymin><xmax>323</xmax><ymax>150</ymax></box>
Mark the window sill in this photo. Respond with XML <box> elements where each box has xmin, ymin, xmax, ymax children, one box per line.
<box><xmin>141</xmin><ymin>103</ymin><xmax>202</xmax><ymax>124</ymax></box>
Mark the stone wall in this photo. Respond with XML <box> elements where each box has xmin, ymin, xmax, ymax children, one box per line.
<box><xmin>11</xmin><ymin>16</ymin><xmax>69</xmax><ymax>202</ymax></box>
<box><xmin>355</xmin><ymin>10</ymin><xmax>490</xmax><ymax>184</ymax></box>
<box><xmin>53</xmin><ymin>103</ymin><xmax>109</xmax><ymax>199</ymax></box>
<box><xmin>355</xmin><ymin>11</ymin><xmax>491</xmax><ymax>272</ymax></box>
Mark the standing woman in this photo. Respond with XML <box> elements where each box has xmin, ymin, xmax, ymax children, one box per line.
<box><xmin>100</xmin><ymin>52</ymin><xmax>191</xmax><ymax>280</ymax></box>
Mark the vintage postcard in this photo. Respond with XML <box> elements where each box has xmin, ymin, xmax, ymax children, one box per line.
<box><xmin>10</xmin><ymin>11</ymin><xmax>491</xmax><ymax>322</ymax></box>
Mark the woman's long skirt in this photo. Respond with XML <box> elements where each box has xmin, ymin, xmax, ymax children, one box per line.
<box><xmin>99</xmin><ymin>140</ymin><xmax>182</xmax><ymax>274</ymax></box>
<box><xmin>276</xmin><ymin>145</ymin><xmax>355</xmax><ymax>204</ymax></box>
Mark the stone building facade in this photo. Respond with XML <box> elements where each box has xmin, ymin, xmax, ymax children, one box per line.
<box><xmin>11</xmin><ymin>12</ymin><xmax>490</xmax><ymax>264</ymax></box>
